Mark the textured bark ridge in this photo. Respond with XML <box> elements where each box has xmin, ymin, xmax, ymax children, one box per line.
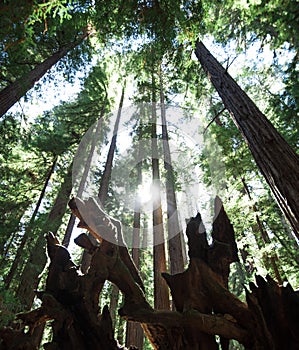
<box><xmin>1</xmin><ymin>197</ymin><xmax>298</xmax><ymax>350</ymax></box>
<box><xmin>195</xmin><ymin>40</ymin><xmax>299</xmax><ymax>237</ymax></box>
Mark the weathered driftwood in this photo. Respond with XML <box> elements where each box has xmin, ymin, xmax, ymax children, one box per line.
<box><xmin>1</xmin><ymin>196</ymin><xmax>298</xmax><ymax>350</ymax></box>
<box><xmin>0</xmin><ymin>234</ymin><xmax>120</xmax><ymax>350</ymax></box>
<box><xmin>69</xmin><ymin>197</ymin><xmax>144</xmax><ymax>292</ymax></box>
<box><xmin>161</xmin><ymin>198</ymin><xmax>249</xmax><ymax>350</ymax></box>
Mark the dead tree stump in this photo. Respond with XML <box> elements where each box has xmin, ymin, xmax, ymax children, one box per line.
<box><xmin>1</xmin><ymin>196</ymin><xmax>298</xmax><ymax>350</ymax></box>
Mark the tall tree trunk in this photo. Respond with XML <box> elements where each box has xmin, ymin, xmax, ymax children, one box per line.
<box><xmin>15</xmin><ymin>162</ymin><xmax>73</xmax><ymax>310</ymax></box>
<box><xmin>98</xmin><ymin>89</ymin><xmax>124</xmax><ymax>203</ymax></box>
<box><xmin>62</xmin><ymin>214</ymin><xmax>77</xmax><ymax>248</ymax></box>
<box><xmin>4</xmin><ymin>156</ymin><xmax>57</xmax><ymax>289</ymax></box>
<box><xmin>0</xmin><ymin>29</ymin><xmax>91</xmax><ymax>117</ymax></box>
<box><xmin>151</xmin><ymin>75</ymin><xmax>170</xmax><ymax>310</ymax></box>
<box><xmin>62</xmin><ymin>102</ymin><xmax>106</xmax><ymax>247</ymax></box>
<box><xmin>99</xmin><ymin>88</ymin><xmax>125</xmax><ymax>333</ymax></box>
<box><xmin>80</xmin><ymin>86</ymin><xmax>125</xmax><ymax>273</ymax></box>
<box><xmin>195</xmin><ymin>40</ymin><xmax>299</xmax><ymax>238</ymax></box>
<box><xmin>125</xmin><ymin>122</ymin><xmax>144</xmax><ymax>349</ymax></box>
<box><xmin>159</xmin><ymin>71</ymin><xmax>185</xmax><ymax>276</ymax></box>
<box><xmin>142</xmin><ymin>217</ymin><xmax>149</xmax><ymax>247</ymax></box>
<box><xmin>13</xmin><ymin>163</ymin><xmax>73</xmax><ymax>350</ymax></box>
<box><xmin>76</xmin><ymin>87</ymin><xmax>125</xmax><ymax>342</ymax></box>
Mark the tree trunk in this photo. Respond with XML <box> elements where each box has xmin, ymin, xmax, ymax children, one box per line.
<box><xmin>98</xmin><ymin>89</ymin><xmax>125</xmax><ymax>203</ymax></box>
<box><xmin>62</xmin><ymin>214</ymin><xmax>77</xmax><ymax>248</ymax></box>
<box><xmin>125</xmin><ymin>126</ymin><xmax>144</xmax><ymax>349</ymax></box>
<box><xmin>151</xmin><ymin>76</ymin><xmax>170</xmax><ymax>310</ymax></box>
<box><xmin>80</xmin><ymin>86</ymin><xmax>125</xmax><ymax>273</ymax></box>
<box><xmin>95</xmin><ymin>89</ymin><xmax>125</xmax><ymax>336</ymax></box>
<box><xmin>62</xmin><ymin>103</ymin><xmax>106</xmax><ymax>247</ymax></box>
<box><xmin>159</xmin><ymin>71</ymin><xmax>185</xmax><ymax>276</ymax></box>
<box><xmin>195</xmin><ymin>40</ymin><xmax>299</xmax><ymax>238</ymax></box>
<box><xmin>0</xmin><ymin>29</ymin><xmax>91</xmax><ymax>117</ymax></box>
<box><xmin>4</xmin><ymin>196</ymin><xmax>299</xmax><ymax>350</ymax></box>
<box><xmin>4</xmin><ymin>156</ymin><xmax>57</xmax><ymax>289</ymax></box>
<box><xmin>15</xmin><ymin>162</ymin><xmax>73</xmax><ymax>310</ymax></box>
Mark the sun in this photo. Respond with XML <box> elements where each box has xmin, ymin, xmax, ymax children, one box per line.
<box><xmin>137</xmin><ymin>179</ymin><xmax>152</xmax><ymax>206</ymax></box>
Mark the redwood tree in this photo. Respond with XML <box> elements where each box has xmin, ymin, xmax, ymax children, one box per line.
<box><xmin>4</xmin><ymin>155</ymin><xmax>57</xmax><ymax>289</ymax></box>
<box><xmin>62</xmin><ymin>103</ymin><xmax>106</xmax><ymax>247</ymax></box>
<box><xmin>195</xmin><ymin>40</ymin><xmax>299</xmax><ymax>237</ymax></box>
<box><xmin>159</xmin><ymin>71</ymin><xmax>185</xmax><ymax>276</ymax></box>
<box><xmin>0</xmin><ymin>28</ymin><xmax>92</xmax><ymax>117</ymax></box>
<box><xmin>15</xmin><ymin>161</ymin><xmax>73</xmax><ymax>310</ymax></box>
<box><xmin>125</xmin><ymin>118</ymin><xmax>144</xmax><ymax>349</ymax></box>
<box><xmin>151</xmin><ymin>78</ymin><xmax>170</xmax><ymax>310</ymax></box>
<box><xmin>80</xmin><ymin>84</ymin><xmax>125</xmax><ymax>273</ymax></box>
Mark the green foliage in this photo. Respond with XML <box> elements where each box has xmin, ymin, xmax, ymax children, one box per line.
<box><xmin>0</xmin><ymin>0</ymin><xmax>92</xmax><ymax>102</ymax></box>
<box><xmin>0</xmin><ymin>289</ymin><xmax>23</xmax><ymax>327</ymax></box>
<box><xmin>198</xmin><ymin>88</ymin><xmax>299</xmax><ymax>287</ymax></box>
<box><xmin>1</xmin><ymin>0</ymin><xmax>299</xmax><ymax>346</ymax></box>
<box><xmin>201</xmin><ymin>0</ymin><xmax>299</xmax><ymax>50</ymax></box>
<box><xmin>0</xmin><ymin>56</ymin><xmax>111</xmax><ymax>295</ymax></box>
<box><xmin>0</xmin><ymin>115</ymin><xmax>52</xmax><ymax>258</ymax></box>
<box><xmin>28</xmin><ymin>0</ymin><xmax>74</xmax><ymax>25</ymax></box>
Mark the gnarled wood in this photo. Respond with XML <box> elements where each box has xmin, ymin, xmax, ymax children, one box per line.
<box><xmin>1</xmin><ymin>197</ymin><xmax>298</xmax><ymax>350</ymax></box>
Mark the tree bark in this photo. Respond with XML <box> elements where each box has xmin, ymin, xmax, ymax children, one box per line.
<box><xmin>2</xmin><ymin>196</ymin><xmax>299</xmax><ymax>350</ymax></box>
<box><xmin>77</xmin><ymin>87</ymin><xmax>126</xmax><ymax>348</ymax></box>
<box><xmin>15</xmin><ymin>162</ymin><xmax>73</xmax><ymax>310</ymax></box>
<box><xmin>65</xmin><ymin>198</ymin><xmax>299</xmax><ymax>349</ymax></box>
<box><xmin>62</xmin><ymin>213</ymin><xmax>77</xmax><ymax>248</ymax></box>
<box><xmin>151</xmin><ymin>74</ymin><xmax>170</xmax><ymax>310</ymax></box>
<box><xmin>0</xmin><ymin>28</ymin><xmax>91</xmax><ymax>117</ymax></box>
<box><xmin>195</xmin><ymin>40</ymin><xmax>299</xmax><ymax>238</ymax></box>
<box><xmin>4</xmin><ymin>156</ymin><xmax>57</xmax><ymax>289</ymax></box>
<box><xmin>159</xmin><ymin>71</ymin><xmax>185</xmax><ymax>276</ymax></box>
<box><xmin>80</xmin><ymin>86</ymin><xmax>125</xmax><ymax>273</ymax></box>
<box><xmin>62</xmin><ymin>102</ymin><xmax>106</xmax><ymax>247</ymax></box>
<box><xmin>126</xmin><ymin>128</ymin><xmax>144</xmax><ymax>349</ymax></box>
<box><xmin>98</xmin><ymin>89</ymin><xmax>124</xmax><ymax>202</ymax></box>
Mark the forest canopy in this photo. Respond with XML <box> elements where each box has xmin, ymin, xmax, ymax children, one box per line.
<box><xmin>0</xmin><ymin>1</ymin><xmax>298</xmax><ymax>349</ymax></box>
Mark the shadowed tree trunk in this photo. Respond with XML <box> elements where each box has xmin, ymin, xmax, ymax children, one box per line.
<box><xmin>125</xmin><ymin>121</ymin><xmax>144</xmax><ymax>349</ymax></box>
<box><xmin>159</xmin><ymin>70</ymin><xmax>185</xmax><ymax>276</ymax></box>
<box><xmin>80</xmin><ymin>86</ymin><xmax>125</xmax><ymax>273</ymax></box>
<box><xmin>195</xmin><ymin>40</ymin><xmax>299</xmax><ymax>238</ymax></box>
<box><xmin>15</xmin><ymin>162</ymin><xmax>73</xmax><ymax>311</ymax></box>
<box><xmin>9</xmin><ymin>169</ymin><xmax>73</xmax><ymax>350</ymax></box>
<box><xmin>15</xmin><ymin>173</ymin><xmax>73</xmax><ymax>347</ymax></box>
<box><xmin>110</xmin><ymin>285</ymin><xmax>120</xmax><ymax>329</ymax></box>
<box><xmin>62</xmin><ymin>214</ymin><xmax>77</xmax><ymax>248</ymax></box>
<box><xmin>77</xmin><ymin>86</ymin><xmax>125</xmax><ymax>343</ymax></box>
<box><xmin>4</xmin><ymin>155</ymin><xmax>57</xmax><ymax>289</ymax></box>
<box><xmin>4</xmin><ymin>195</ymin><xmax>298</xmax><ymax>349</ymax></box>
<box><xmin>151</xmin><ymin>75</ymin><xmax>170</xmax><ymax>311</ymax></box>
<box><xmin>62</xmin><ymin>101</ymin><xmax>106</xmax><ymax>247</ymax></box>
<box><xmin>0</xmin><ymin>29</ymin><xmax>92</xmax><ymax>117</ymax></box>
